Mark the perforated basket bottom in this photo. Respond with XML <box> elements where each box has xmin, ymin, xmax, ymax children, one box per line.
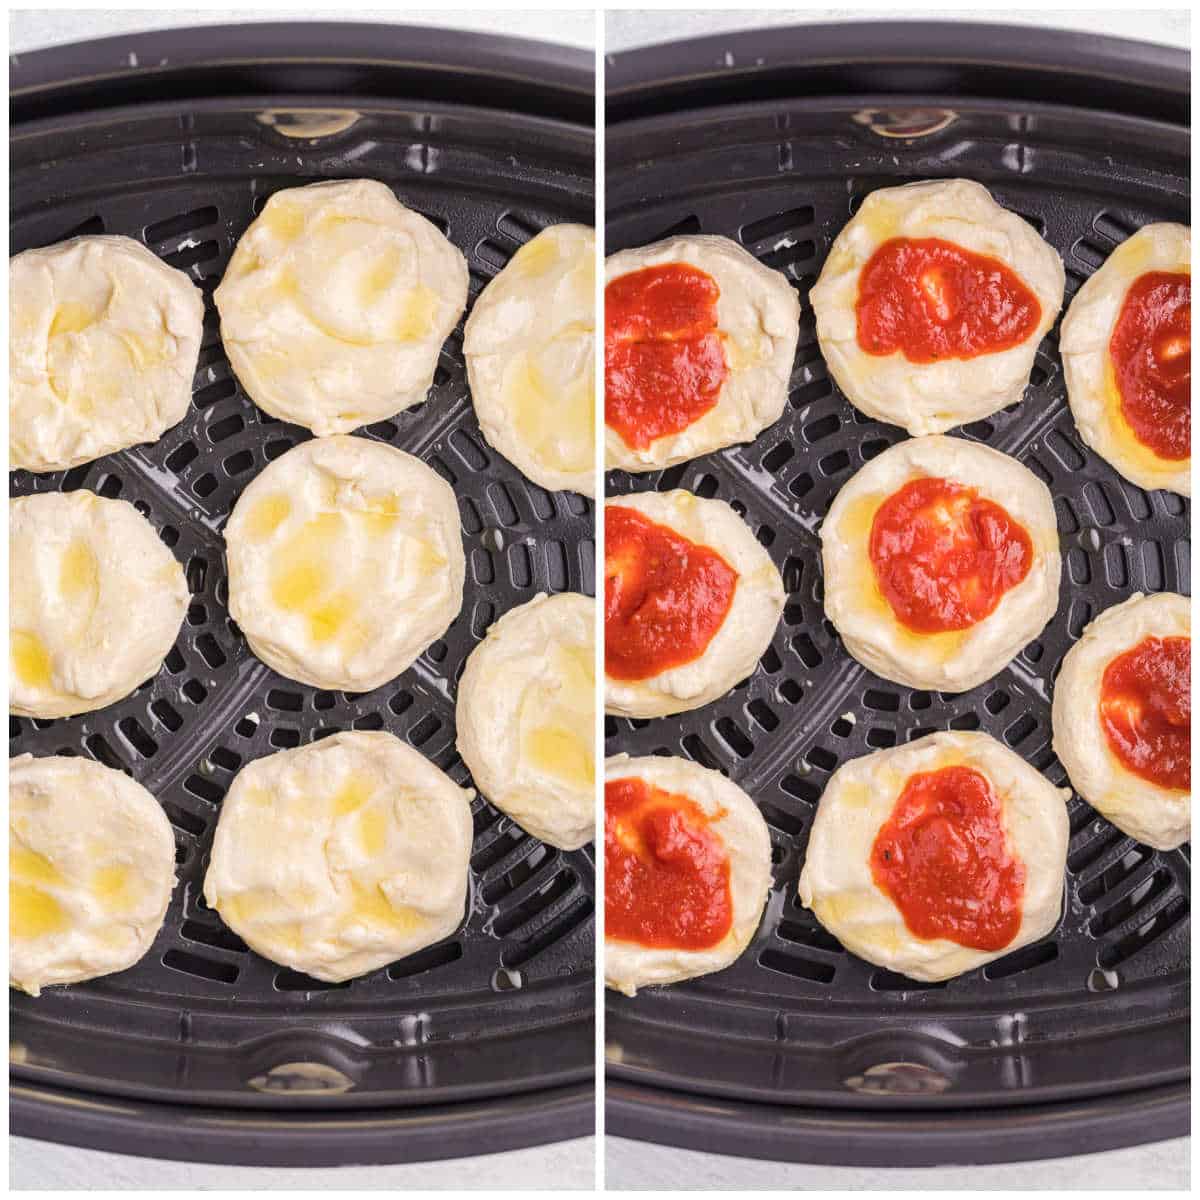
<box><xmin>10</xmin><ymin>97</ymin><xmax>594</xmax><ymax>1111</ymax></box>
<box><xmin>604</xmin><ymin>97</ymin><xmax>1189</xmax><ymax>1112</ymax></box>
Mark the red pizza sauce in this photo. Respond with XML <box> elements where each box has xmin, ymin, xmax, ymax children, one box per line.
<box><xmin>605</xmin><ymin>505</ymin><xmax>738</xmax><ymax>680</ymax></box>
<box><xmin>605</xmin><ymin>776</ymin><xmax>732</xmax><ymax>950</ymax></box>
<box><xmin>871</xmin><ymin>765</ymin><xmax>1025</xmax><ymax>951</ymax></box>
<box><xmin>856</xmin><ymin>237</ymin><xmax>1042</xmax><ymax>362</ymax></box>
<box><xmin>1099</xmin><ymin>635</ymin><xmax>1190</xmax><ymax>790</ymax></box>
<box><xmin>1108</xmin><ymin>270</ymin><xmax>1190</xmax><ymax>461</ymax></box>
<box><xmin>605</xmin><ymin>263</ymin><xmax>729</xmax><ymax>449</ymax></box>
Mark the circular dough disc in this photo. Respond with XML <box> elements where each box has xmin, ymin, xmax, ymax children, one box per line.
<box><xmin>457</xmin><ymin>592</ymin><xmax>595</xmax><ymax>850</ymax></box>
<box><xmin>225</xmin><ymin>435</ymin><xmax>466</xmax><ymax>692</ymax></box>
<box><xmin>214</xmin><ymin>179</ymin><xmax>469</xmax><ymax>436</ymax></box>
<box><xmin>810</xmin><ymin>178</ymin><xmax>1065</xmax><ymax>435</ymax></box>
<box><xmin>798</xmin><ymin>731</ymin><xmax>1070</xmax><ymax>982</ymax></box>
<box><xmin>604</xmin><ymin>234</ymin><xmax>800</xmax><ymax>471</ymax></box>
<box><xmin>1060</xmin><ymin>222</ymin><xmax>1190</xmax><ymax>496</ymax></box>
<box><xmin>204</xmin><ymin>730</ymin><xmax>474</xmax><ymax>983</ymax></box>
<box><xmin>11</xmin><ymin>753</ymin><xmax>176</xmax><ymax>995</ymax></box>
<box><xmin>605</xmin><ymin>489</ymin><xmax>785</xmax><ymax>718</ymax></box>
<box><xmin>605</xmin><ymin>754</ymin><xmax>772</xmax><ymax>995</ymax></box>
<box><xmin>821</xmin><ymin>436</ymin><xmax>1061</xmax><ymax>693</ymax></box>
<box><xmin>10</xmin><ymin>235</ymin><xmax>204</xmax><ymax>473</ymax></box>
<box><xmin>1052</xmin><ymin>592</ymin><xmax>1190</xmax><ymax>850</ymax></box>
<box><xmin>464</xmin><ymin>224</ymin><xmax>595</xmax><ymax>496</ymax></box>
<box><xmin>10</xmin><ymin>490</ymin><xmax>189</xmax><ymax>718</ymax></box>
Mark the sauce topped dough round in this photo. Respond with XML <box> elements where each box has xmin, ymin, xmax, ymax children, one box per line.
<box><xmin>605</xmin><ymin>754</ymin><xmax>771</xmax><ymax>995</ymax></box>
<box><xmin>604</xmin><ymin>490</ymin><xmax>785</xmax><ymax>718</ymax></box>
<box><xmin>225</xmin><ymin>435</ymin><xmax>465</xmax><ymax>693</ymax></box>
<box><xmin>456</xmin><ymin>592</ymin><xmax>595</xmax><ymax>850</ymax></box>
<box><xmin>204</xmin><ymin>731</ymin><xmax>473</xmax><ymax>983</ymax></box>
<box><xmin>799</xmin><ymin>731</ymin><xmax>1069</xmax><ymax>982</ymax></box>
<box><xmin>215</xmin><ymin>179</ymin><xmax>468</xmax><ymax>436</ymax></box>
<box><xmin>821</xmin><ymin>436</ymin><xmax>1060</xmax><ymax>693</ymax></box>
<box><xmin>1052</xmin><ymin>592</ymin><xmax>1190</xmax><ymax>850</ymax></box>
<box><xmin>605</xmin><ymin>235</ymin><xmax>800</xmax><ymax>472</ymax></box>
<box><xmin>1061</xmin><ymin>222</ymin><xmax>1190</xmax><ymax>495</ymax></box>
<box><xmin>10</xmin><ymin>490</ymin><xmax>189</xmax><ymax>719</ymax></box>
<box><xmin>811</xmin><ymin>179</ymin><xmax>1065</xmax><ymax>435</ymax></box>
<box><xmin>10</xmin><ymin>235</ymin><xmax>204</xmax><ymax>473</ymax></box>
<box><xmin>11</xmin><ymin>753</ymin><xmax>176</xmax><ymax>996</ymax></box>
<box><xmin>464</xmin><ymin>224</ymin><xmax>595</xmax><ymax>496</ymax></box>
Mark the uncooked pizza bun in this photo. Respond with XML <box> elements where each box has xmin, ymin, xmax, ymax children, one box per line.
<box><xmin>821</xmin><ymin>436</ymin><xmax>1061</xmax><ymax>693</ymax></box>
<box><xmin>10</xmin><ymin>754</ymin><xmax>176</xmax><ymax>996</ymax></box>
<box><xmin>1052</xmin><ymin>592</ymin><xmax>1190</xmax><ymax>850</ymax></box>
<box><xmin>810</xmin><ymin>179</ymin><xmax>1065</xmax><ymax>434</ymax></box>
<box><xmin>1060</xmin><ymin>223</ymin><xmax>1190</xmax><ymax>496</ymax></box>
<box><xmin>204</xmin><ymin>731</ymin><xmax>473</xmax><ymax>983</ymax></box>
<box><xmin>225</xmin><ymin>435</ymin><xmax>465</xmax><ymax>692</ymax></box>
<box><xmin>605</xmin><ymin>490</ymin><xmax>785</xmax><ymax>718</ymax></box>
<box><xmin>10</xmin><ymin>235</ymin><xmax>204</xmax><ymax>473</ymax></box>
<box><xmin>605</xmin><ymin>754</ymin><xmax>772</xmax><ymax>995</ymax></box>
<box><xmin>456</xmin><ymin>592</ymin><xmax>594</xmax><ymax>850</ymax></box>
<box><xmin>215</xmin><ymin>179</ymin><xmax>468</xmax><ymax>436</ymax></box>
<box><xmin>605</xmin><ymin>235</ymin><xmax>800</xmax><ymax>471</ymax></box>
<box><xmin>464</xmin><ymin>224</ymin><xmax>595</xmax><ymax>496</ymax></box>
<box><xmin>10</xmin><ymin>490</ymin><xmax>189</xmax><ymax>719</ymax></box>
<box><xmin>799</xmin><ymin>731</ymin><xmax>1069</xmax><ymax>982</ymax></box>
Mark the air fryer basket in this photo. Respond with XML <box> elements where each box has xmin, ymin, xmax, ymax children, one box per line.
<box><xmin>10</xmin><ymin>25</ymin><xmax>594</xmax><ymax>1167</ymax></box>
<box><xmin>605</xmin><ymin>23</ymin><xmax>1189</xmax><ymax>1166</ymax></box>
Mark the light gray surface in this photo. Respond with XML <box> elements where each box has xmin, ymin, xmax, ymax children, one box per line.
<box><xmin>602</xmin><ymin>5</ymin><xmax>1190</xmax><ymax>1194</ymax></box>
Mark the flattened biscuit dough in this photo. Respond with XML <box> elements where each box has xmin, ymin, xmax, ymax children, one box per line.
<box><xmin>204</xmin><ymin>731</ymin><xmax>473</xmax><ymax>982</ymax></box>
<box><xmin>821</xmin><ymin>436</ymin><xmax>1061</xmax><ymax>693</ymax></box>
<box><xmin>10</xmin><ymin>490</ymin><xmax>189</xmax><ymax>718</ymax></box>
<box><xmin>11</xmin><ymin>753</ymin><xmax>176</xmax><ymax>995</ymax></box>
<box><xmin>799</xmin><ymin>731</ymin><xmax>1070</xmax><ymax>982</ymax></box>
<box><xmin>605</xmin><ymin>754</ymin><xmax>772</xmax><ymax>995</ymax></box>
<box><xmin>810</xmin><ymin>179</ymin><xmax>1065</xmax><ymax>434</ymax></box>
<box><xmin>215</xmin><ymin>179</ymin><xmax>468</xmax><ymax>436</ymax></box>
<box><xmin>10</xmin><ymin>235</ymin><xmax>204</xmax><ymax>473</ymax></box>
<box><xmin>225</xmin><ymin>435</ymin><xmax>465</xmax><ymax>692</ymax></box>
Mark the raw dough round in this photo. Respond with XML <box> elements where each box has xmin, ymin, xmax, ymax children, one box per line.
<box><xmin>605</xmin><ymin>234</ymin><xmax>800</xmax><ymax>471</ymax></box>
<box><xmin>1052</xmin><ymin>592</ymin><xmax>1190</xmax><ymax>850</ymax></box>
<box><xmin>1060</xmin><ymin>223</ymin><xmax>1190</xmax><ymax>496</ymax></box>
<box><xmin>799</xmin><ymin>731</ymin><xmax>1070</xmax><ymax>982</ymax></box>
<box><xmin>225</xmin><ymin>435</ymin><xmax>465</xmax><ymax>692</ymax></box>
<box><xmin>464</xmin><ymin>224</ymin><xmax>595</xmax><ymax>496</ymax></box>
<box><xmin>10</xmin><ymin>490</ymin><xmax>189</xmax><ymax>718</ymax></box>
<box><xmin>810</xmin><ymin>179</ymin><xmax>1065</xmax><ymax>434</ymax></box>
<box><xmin>605</xmin><ymin>489</ymin><xmax>785</xmax><ymax>718</ymax></box>
<box><xmin>10</xmin><ymin>753</ymin><xmax>176</xmax><ymax>996</ymax></box>
<box><xmin>10</xmin><ymin>235</ymin><xmax>204</xmax><ymax>473</ymax></box>
<box><xmin>821</xmin><ymin>436</ymin><xmax>1061</xmax><ymax>693</ymax></box>
<box><xmin>457</xmin><ymin>592</ymin><xmax>595</xmax><ymax>850</ymax></box>
<box><xmin>215</xmin><ymin>179</ymin><xmax>468</xmax><ymax>436</ymax></box>
<box><xmin>204</xmin><ymin>730</ymin><xmax>473</xmax><ymax>983</ymax></box>
<box><xmin>605</xmin><ymin>753</ymin><xmax>772</xmax><ymax>995</ymax></box>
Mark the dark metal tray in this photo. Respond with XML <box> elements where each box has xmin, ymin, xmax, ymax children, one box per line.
<box><xmin>605</xmin><ymin>21</ymin><xmax>1189</xmax><ymax>1167</ymax></box>
<box><xmin>10</xmin><ymin>23</ymin><xmax>594</xmax><ymax>1167</ymax></box>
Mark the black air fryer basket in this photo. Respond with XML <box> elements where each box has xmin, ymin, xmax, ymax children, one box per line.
<box><xmin>605</xmin><ymin>23</ymin><xmax>1190</xmax><ymax>1166</ymax></box>
<box><xmin>10</xmin><ymin>24</ymin><xmax>594</xmax><ymax>1166</ymax></box>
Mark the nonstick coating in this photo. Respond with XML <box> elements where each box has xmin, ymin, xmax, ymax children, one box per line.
<box><xmin>605</xmin><ymin>28</ymin><xmax>1189</xmax><ymax>1166</ymax></box>
<box><xmin>10</xmin><ymin>27</ymin><xmax>594</xmax><ymax>1165</ymax></box>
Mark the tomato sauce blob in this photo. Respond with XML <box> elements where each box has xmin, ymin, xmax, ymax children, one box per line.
<box><xmin>1109</xmin><ymin>270</ymin><xmax>1191</xmax><ymax>461</ymax></box>
<box><xmin>1100</xmin><ymin>635</ymin><xmax>1191</xmax><ymax>790</ymax></box>
<box><xmin>856</xmin><ymin>237</ymin><xmax>1042</xmax><ymax>362</ymax></box>
<box><xmin>605</xmin><ymin>263</ymin><xmax>729</xmax><ymax>449</ymax></box>
<box><xmin>605</xmin><ymin>505</ymin><xmax>738</xmax><ymax>680</ymax></box>
<box><xmin>605</xmin><ymin>776</ymin><xmax>732</xmax><ymax>950</ymax></box>
<box><xmin>871</xmin><ymin>765</ymin><xmax>1025</xmax><ymax>951</ymax></box>
<box><xmin>868</xmin><ymin>477</ymin><xmax>1033</xmax><ymax>634</ymax></box>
